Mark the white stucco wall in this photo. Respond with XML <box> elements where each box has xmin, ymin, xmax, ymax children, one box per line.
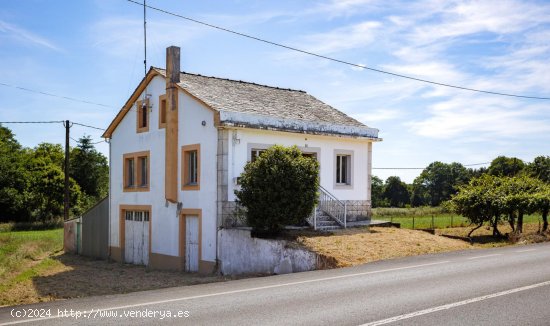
<box><xmin>226</xmin><ymin>128</ymin><xmax>374</xmax><ymax>201</ymax></box>
<box><xmin>177</xmin><ymin>91</ymin><xmax>218</xmax><ymax>262</ymax></box>
<box><xmin>110</xmin><ymin>75</ymin><xmax>173</xmax><ymax>252</ymax></box>
<box><xmin>218</xmin><ymin>228</ymin><xmax>318</xmax><ymax>275</ymax></box>
<box><xmin>109</xmin><ymin>75</ymin><xmax>218</xmax><ymax>264</ymax></box>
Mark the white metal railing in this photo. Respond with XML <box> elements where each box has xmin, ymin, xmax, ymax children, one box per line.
<box><xmin>307</xmin><ymin>207</ymin><xmax>318</xmax><ymax>230</ymax></box>
<box><xmin>318</xmin><ymin>185</ymin><xmax>347</xmax><ymax>228</ymax></box>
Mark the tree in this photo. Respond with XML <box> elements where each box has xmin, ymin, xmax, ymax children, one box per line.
<box><xmin>412</xmin><ymin>161</ymin><xmax>470</xmax><ymax>206</ymax></box>
<box><xmin>450</xmin><ymin>175</ymin><xmax>504</xmax><ymax>237</ymax></box>
<box><xmin>235</xmin><ymin>145</ymin><xmax>319</xmax><ymax>235</ymax></box>
<box><xmin>488</xmin><ymin>156</ymin><xmax>525</xmax><ymax>177</ymax></box>
<box><xmin>371</xmin><ymin>175</ymin><xmax>385</xmax><ymax>207</ymax></box>
<box><xmin>526</xmin><ymin>156</ymin><xmax>550</xmax><ymax>183</ymax></box>
<box><xmin>500</xmin><ymin>176</ymin><xmax>541</xmax><ymax>233</ymax></box>
<box><xmin>34</xmin><ymin>143</ymin><xmax>64</xmax><ymax>168</ymax></box>
<box><xmin>383</xmin><ymin>176</ymin><xmax>410</xmax><ymax>207</ymax></box>
<box><xmin>70</xmin><ymin>135</ymin><xmax>108</xmax><ymax>201</ymax></box>
<box><xmin>532</xmin><ymin>183</ymin><xmax>550</xmax><ymax>232</ymax></box>
<box><xmin>27</xmin><ymin>158</ymin><xmax>83</xmax><ymax>221</ymax></box>
<box><xmin>0</xmin><ymin>126</ymin><xmax>31</xmax><ymax>221</ymax></box>
<box><xmin>451</xmin><ymin>175</ymin><xmax>546</xmax><ymax>236</ymax></box>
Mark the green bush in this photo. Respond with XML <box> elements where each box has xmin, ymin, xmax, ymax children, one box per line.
<box><xmin>235</xmin><ymin>145</ymin><xmax>319</xmax><ymax>235</ymax></box>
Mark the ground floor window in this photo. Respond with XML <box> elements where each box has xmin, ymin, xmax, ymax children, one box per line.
<box><xmin>250</xmin><ymin>149</ymin><xmax>265</xmax><ymax>162</ymax></box>
<box><xmin>335</xmin><ymin>151</ymin><xmax>353</xmax><ymax>186</ymax></box>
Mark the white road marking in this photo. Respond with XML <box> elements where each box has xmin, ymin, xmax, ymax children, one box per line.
<box><xmin>466</xmin><ymin>254</ymin><xmax>502</xmax><ymax>260</ymax></box>
<box><xmin>360</xmin><ymin>280</ymin><xmax>550</xmax><ymax>326</ymax></box>
<box><xmin>1</xmin><ymin>260</ymin><xmax>450</xmax><ymax>325</ymax></box>
<box><xmin>515</xmin><ymin>249</ymin><xmax>537</xmax><ymax>253</ymax></box>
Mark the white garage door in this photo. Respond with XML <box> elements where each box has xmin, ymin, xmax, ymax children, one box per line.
<box><xmin>185</xmin><ymin>216</ymin><xmax>199</xmax><ymax>272</ymax></box>
<box><xmin>124</xmin><ymin>211</ymin><xmax>149</xmax><ymax>265</ymax></box>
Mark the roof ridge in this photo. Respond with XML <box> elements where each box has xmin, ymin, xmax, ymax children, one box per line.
<box><xmin>152</xmin><ymin>66</ymin><xmax>306</xmax><ymax>93</ymax></box>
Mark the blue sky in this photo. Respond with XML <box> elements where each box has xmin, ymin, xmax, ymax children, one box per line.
<box><xmin>1</xmin><ymin>0</ymin><xmax>549</xmax><ymax>182</ymax></box>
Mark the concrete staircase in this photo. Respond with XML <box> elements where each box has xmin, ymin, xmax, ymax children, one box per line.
<box><xmin>313</xmin><ymin>208</ymin><xmax>342</xmax><ymax>231</ymax></box>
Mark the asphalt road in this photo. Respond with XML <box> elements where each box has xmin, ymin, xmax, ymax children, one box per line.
<box><xmin>2</xmin><ymin>242</ymin><xmax>550</xmax><ymax>325</ymax></box>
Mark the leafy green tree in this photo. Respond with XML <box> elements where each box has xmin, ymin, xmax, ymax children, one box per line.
<box><xmin>526</xmin><ymin>156</ymin><xmax>550</xmax><ymax>183</ymax></box>
<box><xmin>412</xmin><ymin>162</ymin><xmax>470</xmax><ymax>206</ymax></box>
<box><xmin>451</xmin><ymin>175</ymin><xmax>546</xmax><ymax>236</ymax></box>
<box><xmin>70</xmin><ymin>136</ymin><xmax>108</xmax><ymax>201</ymax></box>
<box><xmin>410</xmin><ymin>181</ymin><xmax>428</xmax><ymax>207</ymax></box>
<box><xmin>27</xmin><ymin>158</ymin><xmax>82</xmax><ymax>221</ymax></box>
<box><xmin>383</xmin><ymin>176</ymin><xmax>410</xmax><ymax>207</ymax></box>
<box><xmin>371</xmin><ymin>175</ymin><xmax>385</xmax><ymax>208</ymax></box>
<box><xmin>500</xmin><ymin>176</ymin><xmax>542</xmax><ymax>233</ymax></box>
<box><xmin>488</xmin><ymin>156</ymin><xmax>525</xmax><ymax>177</ymax></box>
<box><xmin>235</xmin><ymin>145</ymin><xmax>319</xmax><ymax>235</ymax></box>
<box><xmin>532</xmin><ymin>183</ymin><xmax>550</xmax><ymax>231</ymax></box>
<box><xmin>34</xmin><ymin>143</ymin><xmax>64</xmax><ymax>168</ymax></box>
<box><xmin>0</xmin><ymin>126</ymin><xmax>31</xmax><ymax>221</ymax></box>
<box><xmin>450</xmin><ymin>175</ymin><xmax>505</xmax><ymax>237</ymax></box>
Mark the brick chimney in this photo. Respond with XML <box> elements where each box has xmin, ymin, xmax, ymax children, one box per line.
<box><xmin>165</xmin><ymin>46</ymin><xmax>180</xmax><ymax>203</ymax></box>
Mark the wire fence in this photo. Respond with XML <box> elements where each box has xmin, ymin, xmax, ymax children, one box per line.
<box><xmin>376</xmin><ymin>215</ymin><xmax>469</xmax><ymax>230</ymax></box>
<box><xmin>376</xmin><ymin>214</ymin><xmax>543</xmax><ymax>230</ymax></box>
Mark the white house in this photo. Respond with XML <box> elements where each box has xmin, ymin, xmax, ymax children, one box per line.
<box><xmin>102</xmin><ymin>46</ymin><xmax>381</xmax><ymax>273</ymax></box>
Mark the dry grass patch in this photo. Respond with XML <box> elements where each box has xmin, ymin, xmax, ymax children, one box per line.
<box><xmin>296</xmin><ymin>227</ymin><xmax>473</xmax><ymax>268</ymax></box>
<box><xmin>437</xmin><ymin>222</ymin><xmax>549</xmax><ymax>246</ymax></box>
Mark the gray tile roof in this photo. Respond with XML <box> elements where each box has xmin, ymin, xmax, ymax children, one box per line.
<box><xmin>153</xmin><ymin>68</ymin><xmax>367</xmax><ymax>128</ymax></box>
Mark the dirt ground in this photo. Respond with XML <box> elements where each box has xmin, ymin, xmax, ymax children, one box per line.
<box><xmin>296</xmin><ymin>227</ymin><xmax>473</xmax><ymax>267</ymax></box>
<box><xmin>0</xmin><ymin>254</ymin><xmax>227</xmax><ymax>307</ymax></box>
<box><xmin>296</xmin><ymin>223</ymin><xmax>549</xmax><ymax>268</ymax></box>
<box><xmin>3</xmin><ymin>223</ymin><xmax>547</xmax><ymax>307</ymax></box>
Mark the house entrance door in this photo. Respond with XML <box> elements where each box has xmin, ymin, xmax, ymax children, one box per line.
<box><xmin>185</xmin><ymin>216</ymin><xmax>199</xmax><ymax>272</ymax></box>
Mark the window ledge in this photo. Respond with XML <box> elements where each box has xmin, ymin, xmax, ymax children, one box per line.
<box><xmin>182</xmin><ymin>184</ymin><xmax>200</xmax><ymax>191</ymax></box>
<box><xmin>334</xmin><ymin>184</ymin><xmax>353</xmax><ymax>190</ymax></box>
<box><xmin>123</xmin><ymin>185</ymin><xmax>150</xmax><ymax>192</ymax></box>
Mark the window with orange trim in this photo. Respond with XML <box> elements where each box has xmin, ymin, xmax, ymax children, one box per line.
<box><xmin>158</xmin><ymin>94</ymin><xmax>167</xmax><ymax>129</ymax></box>
<box><xmin>136</xmin><ymin>99</ymin><xmax>150</xmax><ymax>133</ymax></box>
<box><xmin>181</xmin><ymin>144</ymin><xmax>200</xmax><ymax>191</ymax></box>
<box><xmin>123</xmin><ymin>151</ymin><xmax>150</xmax><ymax>192</ymax></box>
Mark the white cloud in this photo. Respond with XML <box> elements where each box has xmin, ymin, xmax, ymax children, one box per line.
<box><xmin>0</xmin><ymin>20</ymin><xmax>61</xmax><ymax>51</ymax></box>
<box><xmin>90</xmin><ymin>17</ymin><xmax>206</xmax><ymax>58</ymax></box>
<box><xmin>293</xmin><ymin>21</ymin><xmax>381</xmax><ymax>55</ymax></box>
<box><xmin>407</xmin><ymin>96</ymin><xmax>550</xmax><ymax>139</ymax></box>
<box><xmin>352</xmin><ymin>109</ymin><xmax>402</xmax><ymax>123</ymax></box>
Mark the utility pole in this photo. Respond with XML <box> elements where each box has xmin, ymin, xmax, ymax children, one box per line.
<box><xmin>64</xmin><ymin>120</ymin><xmax>70</xmax><ymax>221</ymax></box>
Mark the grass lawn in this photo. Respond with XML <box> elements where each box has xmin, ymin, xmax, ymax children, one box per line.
<box><xmin>0</xmin><ymin>228</ymin><xmax>63</xmax><ymax>283</ymax></box>
<box><xmin>0</xmin><ymin>227</ymin><xmax>65</xmax><ymax>306</ymax></box>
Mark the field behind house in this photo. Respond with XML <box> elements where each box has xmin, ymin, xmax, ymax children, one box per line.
<box><xmin>372</xmin><ymin>207</ymin><xmax>541</xmax><ymax>229</ymax></box>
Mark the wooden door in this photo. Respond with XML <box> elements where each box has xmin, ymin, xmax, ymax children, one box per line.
<box><xmin>185</xmin><ymin>216</ymin><xmax>199</xmax><ymax>272</ymax></box>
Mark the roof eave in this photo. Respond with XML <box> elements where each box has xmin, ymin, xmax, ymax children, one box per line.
<box><xmin>102</xmin><ymin>68</ymin><xmax>162</xmax><ymax>138</ymax></box>
<box><xmin>218</xmin><ymin>110</ymin><xmax>380</xmax><ymax>140</ymax></box>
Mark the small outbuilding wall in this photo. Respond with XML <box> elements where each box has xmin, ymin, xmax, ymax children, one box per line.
<box><xmin>81</xmin><ymin>197</ymin><xmax>109</xmax><ymax>259</ymax></box>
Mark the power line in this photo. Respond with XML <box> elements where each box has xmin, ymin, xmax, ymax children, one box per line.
<box><xmin>126</xmin><ymin>0</ymin><xmax>550</xmax><ymax>101</ymax></box>
<box><xmin>0</xmin><ymin>120</ymin><xmax>105</xmax><ymax>131</ymax></box>
<box><xmin>70</xmin><ymin>136</ymin><xmax>104</xmax><ymax>144</ymax></box>
<box><xmin>0</xmin><ymin>120</ymin><xmax>64</xmax><ymax>124</ymax></box>
<box><xmin>0</xmin><ymin>82</ymin><xmax>114</xmax><ymax>108</ymax></box>
<box><xmin>71</xmin><ymin>122</ymin><xmax>106</xmax><ymax>131</ymax></box>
